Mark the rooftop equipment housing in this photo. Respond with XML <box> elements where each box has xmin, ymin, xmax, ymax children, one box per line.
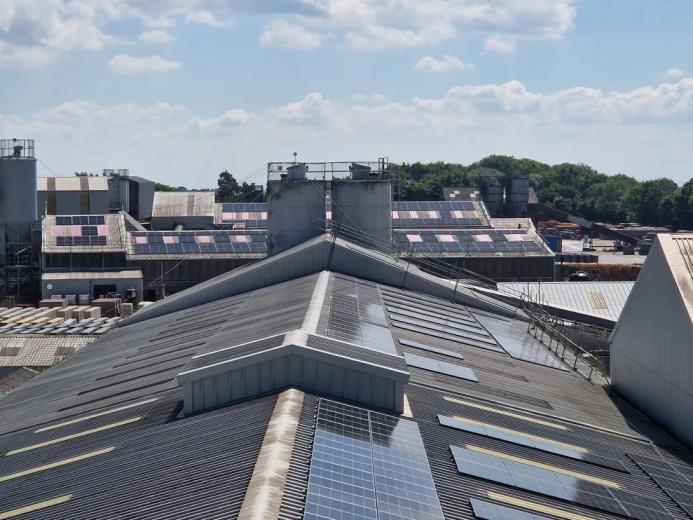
<box><xmin>331</xmin><ymin>174</ymin><xmax>392</xmax><ymax>251</ymax></box>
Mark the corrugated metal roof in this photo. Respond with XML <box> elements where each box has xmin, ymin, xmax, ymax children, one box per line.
<box><xmin>499</xmin><ymin>281</ymin><xmax>634</xmax><ymax>322</ymax></box>
<box><xmin>152</xmin><ymin>191</ymin><xmax>215</xmax><ymax>217</ymax></box>
<box><xmin>37</xmin><ymin>177</ymin><xmax>109</xmax><ymax>191</ymax></box>
<box><xmin>41</xmin><ymin>270</ymin><xmax>142</xmax><ymax>281</ymax></box>
<box><xmin>0</xmin><ymin>241</ymin><xmax>691</xmax><ymax>520</ymax></box>
<box><xmin>42</xmin><ymin>213</ymin><xmax>127</xmax><ymax>254</ymax></box>
<box><xmin>491</xmin><ymin>217</ymin><xmax>536</xmax><ymax>230</ymax></box>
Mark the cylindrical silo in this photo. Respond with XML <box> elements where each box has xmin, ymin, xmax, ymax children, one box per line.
<box><xmin>0</xmin><ymin>139</ymin><xmax>37</xmax><ymax>239</ymax></box>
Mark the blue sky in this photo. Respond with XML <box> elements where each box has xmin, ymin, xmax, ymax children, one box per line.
<box><xmin>1</xmin><ymin>0</ymin><xmax>693</xmax><ymax>187</ymax></box>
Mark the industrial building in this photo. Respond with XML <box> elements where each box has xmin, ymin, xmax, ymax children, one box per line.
<box><xmin>611</xmin><ymin>233</ymin><xmax>693</xmax><ymax>448</ymax></box>
<box><xmin>0</xmin><ymin>229</ymin><xmax>692</xmax><ymax>519</ymax></box>
<box><xmin>37</xmin><ymin>170</ymin><xmax>155</xmax><ymax>219</ymax></box>
<box><xmin>30</xmin><ymin>160</ymin><xmax>555</xmax><ymax>303</ymax></box>
<box><xmin>151</xmin><ymin>191</ymin><xmax>215</xmax><ymax>230</ymax></box>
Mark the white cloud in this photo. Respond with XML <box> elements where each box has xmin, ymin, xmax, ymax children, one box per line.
<box><xmin>186</xmin><ymin>109</ymin><xmax>254</xmax><ymax>133</ymax></box>
<box><xmin>140</xmin><ymin>30</ymin><xmax>174</xmax><ymax>44</ymax></box>
<box><xmin>352</xmin><ymin>93</ymin><xmax>387</xmax><ymax>103</ymax></box>
<box><xmin>109</xmin><ymin>54</ymin><xmax>182</xmax><ymax>75</ymax></box>
<box><xmin>272</xmin><ymin>92</ymin><xmax>334</xmax><ymax>123</ymax></box>
<box><xmin>185</xmin><ymin>10</ymin><xmax>235</xmax><ymax>28</ymax></box>
<box><xmin>415</xmin><ymin>55</ymin><xmax>469</xmax><ymax>73</ymax></box>
<box><xmin>6</xmin><ymin>74</ymin><xmax>693</xmax><ymax>188</ymax></box>
<box><xmin>664</xmin><ymin>68</ymin><xmax>685</xmax><ymax>80</ymax></box>
<box><xmin>260</xmin><ymin>20</ymin><xmax>322</xmax><ymax>49</ymax></box>
<box><xmin>484</xmin><ymin>34</ymin><xmax>517</xmax><ymax>53</ymax></box>
<box><xmin>0</xmin><ymin>0</ymin><xmax>577</xmax><ymax>69</ymax></box>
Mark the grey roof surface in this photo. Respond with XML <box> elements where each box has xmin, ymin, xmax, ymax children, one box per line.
<box><xmin>498</xmin><ymin>281</ymin><xmax>634</xmax><ymax>323</ymax></box>
<box><xmin>152</xmin><ymin>191</ymin><xmax>215</xmax><ymax>217</ymax></box>
<box><xmin>42</xmin><ymin>213</ymin><xmax>127</xmax><ymax>254</ymax></box>
<box><xmin>0</xmin><ymin>237</ymin><xmax>692</xmax><ymax>519</ymax></box>
<box><xmin>37</xmin><ymin>177</ymin><xmax>109</xmax><ymax>192</ymax></box>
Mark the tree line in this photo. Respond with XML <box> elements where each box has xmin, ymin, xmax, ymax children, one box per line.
<box><xmin>389</xmin><ymin>155</ymin><xmax>693</xmax><ymax>229</ymax></box>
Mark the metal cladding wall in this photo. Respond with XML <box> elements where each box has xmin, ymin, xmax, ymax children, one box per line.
<box><xmin>611</xmin><ymin>236</ymin><xmax>693</xmax><ymax>448</ymax></box>
<box><xmin>0</xmin><ymin>156</ymin><xmax>37</xmax><ymax>231</ymax></box>
<box><xmin>267</xmin><ymin>179</ymin><xmax>326</xmax><ymax>255</ymax></box>
<box><xmin>331</xmin><ymin>179</ymin><xmax>392</xmax><ymax>251</ymax></box>
<box><xmin>41</xmin><ymin>274</ymin><xmax>143</xmax><ymax>301</ymax></box>
<box><xmin>130</xmin><ymin>177</ymin><xmax>155</xmax><ymax>220</ymax></box>
<box><xmin>37</xmin><ymin>190</ymin><xmax>109</xmax><ymax>215</ymax></box>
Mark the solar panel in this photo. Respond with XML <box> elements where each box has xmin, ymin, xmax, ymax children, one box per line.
<box><xmin>398</xmin><ymin>338</ymin><xmax>464</xmax><ymax>359</ymax></box>
<box><xmin>439</xmin><ymin>415</ymin><xmax>626</xmax><ymax>472</ymax></box>
<box><xmin>404</xmin><ymin>352</ymin><xmax>478</xmax><ymax>382</ymax></box>
<box><xmin>630</xmin><ymin>453</ymin><xmax>693</xmax><ymax>517</ymax></box>
<box><xmin>452</xmin><ymin>445</ymin><xmax>669</xmax><ymax>519</ymax></box>
<box><xmin>220</xmin><ymin>202</ymin><xmax>267</xmax><ymax>227</ymax></box>
<box><xmin>470</xmin><ymin>498</ymin><xmax>553</xmax><ymax>520</ymax></box>
<box><xmin>392</xmin><ymin>201</ymin><xmax>490</xmax><ymax>229</ymax></box>
<box><xmin>304</xmin><ymin>399</ymin><xmax>445</xmax><ymax>520</ymax></box>
<box><xmin>323</xmin><ymin>275</ymin><xmax>399</xmax><ymax>356</ymax></box>
<box><xmin>55</xmin><ymin>215</ymin><xmax>105</xmax><ymax>225</ymax></box>
<box><xmin>388</xmin><ymin>310</ymin><xmax>493</xmax><ymax>341</ymax></box>
<box><xmin>392</xmin><ymin>229</ymin><xmax>543</xmax><ymax>255</ymax></box>
<box><xmin>390</xmin><ymin>315</ymin><xmax>498</xmax><ymax>347</ymax></box>
<box><xmin>129</xmin><ymin>230</ymin><xmax>268</xmax><ymax>256</ymax></box>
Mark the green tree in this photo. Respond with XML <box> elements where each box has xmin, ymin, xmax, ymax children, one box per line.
<box><xmin>155</xmin><ymin>182</ymin><xmax>182</xmax><ymax>192</ymax></box>
<box><xmin>216</xmin><ymin>170</ymin><xmax>264</xmax><ymax>203</ymax></box>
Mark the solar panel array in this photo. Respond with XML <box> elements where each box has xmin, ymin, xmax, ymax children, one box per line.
<box><xmin>404</xmin><ymin>352</ymin><xmax>479</xmax><ymax>382</ymax></box>
<box><xmin>53</xmin><ymin>216</ymin><xmax>109</xmax><ymax>246</ymax></box>
<box><xmin>469</xmin><ymin>498</ymin><xmax>552</xmax><ymax>520</ymax></box>
<box><xmin>322</xmin><ymin>274</ymin><xmax>399</xmax><ymax>356</ymax></box>
<box><xmin>439</xmin><ymin>415</ymin><xmax>625</xmax><ymax>472</ymax></box>
<box><xmin>452</xmin><ymin>445</ymin><xmax>671</xmax><ymax>519</ymax></box>
<box><xmin>392</xmin><ymin>229</ymin><xmax>543</xmax><ymax>254</ymax></box>
<box><xmin>392</xmin><ymin>201</ymin><xmax>489</xmax><ymax>228</ymax></box>
<box><xmin>55</xmin><ymin>215</ymin><xmax>106</xmax><ymax>225</ymax></box>
<box><xmin>130</xmin><ymin>230</ymin><xmax>267</xmax><ymax>255</ymax></box>
<box><xmin>398</xmin><ymin>338</ymin><xmax>465</xmax><ymax>360</ymax></box>
<box><xmin>380</xmin><ymin>288</ymin><xmax>504</xmax><ymax>353</ymax></box>
<box><xmin>305</xmin><ymin>399</ymin><xmax>445</xmax><ymax>520</ymax></box>
<box><xmin>630</xmin><ymin>453</ymin><xmax>693</xmax><ymax>517</ymax></box>
<box><xmin>219</xmin><ymin>202</ymin><xmax>267</xmax><ymax>227</ymax></box>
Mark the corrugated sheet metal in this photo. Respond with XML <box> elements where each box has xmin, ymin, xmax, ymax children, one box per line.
<box><xmin>37</xmin><ymin>177</ymin><xmax>109</xmax><ymax>192</ymax></box>
<box><xmin>42</xmin><ymin>270</ymin><xmax>142</xmax><ymax>281</ymax></box>
<box><xmin>42</xmin><ymin>213</ymin><xmax>127</xmax><ymax>254</ymax></box>
<box><xmin>499</xmin><ymin>281</ymin><xmax>634</xmax><ymax>322</ymax></box>
<box><xmin>152</xmin><ymin>191</ymin><xmax>215</xmax><ymax>217</ymax></box>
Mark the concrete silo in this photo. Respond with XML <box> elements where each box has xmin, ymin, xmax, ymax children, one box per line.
<box><xmin>0</xmin><ymin>139</ymin><xmax>38</xmax><ymax>302</ymax></box>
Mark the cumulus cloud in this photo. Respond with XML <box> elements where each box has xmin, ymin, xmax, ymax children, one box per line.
<box><xmin>272</xmin><ymin>92</ymin><xmax>334</xmax><ymax>123</ymax></box>
<box><xmin>140</xmin><ymin>30</ymin><xmax>174</xmax><ymax>44</ymax></box>
<box><xmin>109</xmin><ymin>54</ymin><xmax>182</xmax><ymax>74</ymax></box>
<box><xmin>415</xmin><ymin>55</ymin><xmax>469</xmax><ymax>73</ymax></box>
<box><xmin>484</xmin><ymin>34</ymin><xmax>517</xmax><ymax>53</ymax></box>
<box><xmin>4</xmin><ymin>75</ymin><xmax>693</xmax><ymax>186</ymax></box>
<box><xmin>664</xmin><ymin>68</ymin><xmax>685</xmax><ymax>79</ymax></box>
<box><xmin>0</xmin><ymin>0</ymin><xmax>576</xmax><ymax>68</ymax></box>
<box><xmin>186</xmin><ymin>109</ymin><xmax>254</xmax><ymax>133</ymax></box>
<box><xmin>260</xmin><ymin>20</ymin><xmax>322</xmax><ymax>49</ymax></box>
<box><xmin>185</xmin><ymin>10</ymin><xmax>235</xmax><ymax>28</ymax></box>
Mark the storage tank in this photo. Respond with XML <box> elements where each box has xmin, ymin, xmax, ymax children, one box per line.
<box><xmin>509</xmin><ymin>177</ymin><xmax>529</xmax><ymax>217</ymax></box>
<box><xmin>483</xmin><ymin>184</ymin><xmax>504</xmax><ymax>216</ymax></box>
<box><xmin>0</xmin><ymin>139</ymin><xmax>37</xmax><ymax>238</ymax></box>
<box><xmin>267</xmin><ymin>178</ymin><xmax>326</xmax><ymax>255</ymax></box>
<box><xmin>331</xmin><ymin>179</ymin><xmax>392</xmax><ymax>251</ymax></box>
